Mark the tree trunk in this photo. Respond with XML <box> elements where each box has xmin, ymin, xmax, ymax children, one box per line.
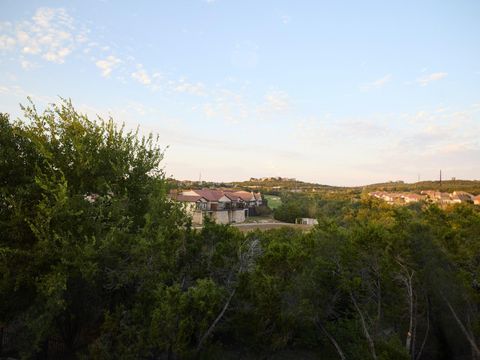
<box><xmin>350</xmin><ymin>292</ymin><xmax>377</xmax><ymax>360</ymax></box>
<box><xmin>195</xmin><ymin>287</ymin><xmax>236</xmax><ymax>354</ymax></box>
<box><xmin>415</xmin><ymin>296</ymin><xmax>429</xmax><ymax>360</ymax></box>
<box><xmin>443</xmin><ymin>295</ymin><xmax>480</xmax><ymax>357</ymax></box>
<box><xmin>318</xmin><ymin>322</ymin><xmax>346</xmax><ymax>360</ymax></box>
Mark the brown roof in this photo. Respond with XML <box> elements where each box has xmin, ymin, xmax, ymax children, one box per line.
<box><xmin>192</xmin><ymin>189</ymin><xmax>227</xmax><ymax>202</ymax></box>
<box><xmin>230</xmin><ymin>190</ymin><xmax>255</xmax><ymax>201</ymax></box>
<box><xmin>171</xmin><ymin>194</ymin><xmax>205</xmax><ymax>202</ymax></box>
<box><xmin>403</xmin><ymin>194</ymin><xmax>424</xmax><ymax>199</ymax></box>
<box><xmin>173</xmin><ymin>188</ymin><xmax>262</xmax><ymax>203</ymax></box>
<box><xmin>224</xmin><ymin>192</ymin><xmax>242</xmax><ymax>201</ymax></box>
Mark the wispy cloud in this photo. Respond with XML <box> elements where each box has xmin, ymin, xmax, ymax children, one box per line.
<box><xmin>416</xmin><ymin>72</ymin><xmax>448</xmax><ymax>86</ymax></box>
<box><xmin>281</xmin><ymin>15</ymin><xmax>291</xmax><ymax>24</ymax></box>
<box><xmin>0</xmin><ymin>34</ymin><xmax>16</xmax><ymax>50</ymax></box>
<box><xmin>360</xmin><ymin>74</ymin><xmax>392</xmax><ymax>91</ymax></box>
<box><xmin>20</xmin><ymin>58</ymin><xmax>37</xmax><ymax>70</ymax></box>
<box><xmin>174</xmin><ymin>79</ymin><xmax>206</xmax><ymax>96</ymax></box>
<box><xmin>131</xmin><ymin>65</ymin><xmax>151</xmax><ymax>85</ymax></box>
<box><xmin>257</xmin><ymin>90</ymin><xmax>291</xmax><ymax>117</ymax></box>
<box><xmin>96</xmin><ymin>55</ymin><xmax>121</xmax><ymax>77</ymax></box>
<box><xmin>0</xmin><ymin>7</ymin><xmax>88</xmax><ymax>64</ymax></box>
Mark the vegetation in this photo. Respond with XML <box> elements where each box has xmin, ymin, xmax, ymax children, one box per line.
<box><xmin>264</xmin><ymin>194</ymin><xmax>282</xmax><ymax>210</ymax></box>
<box><xmin>362</xmin><ymin>180</ymin><xmax>480</xmax><ymax>195</ymax></box>
<box><xmin>1</xmin><ymin>100</ymin><xmax>480</xmax><ymax>359</ymax></box>
<box><xmin>273</xmin><ymin>191</ymin><xmax>355</xmax><ymax>223</ymax></box>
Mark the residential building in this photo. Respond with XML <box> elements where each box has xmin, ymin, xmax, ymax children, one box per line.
<box><xmin>296</xmin><ymin>218</ymin><xmax>318</xmax><ymax>225</ymax></box>
<box><xmin>474</xmin><ymin>195</ymin><xmax>480</xmax><ymax>205</ymax></box>
<box><xmin>170</xmin><ymin>189</ymin><xmax>263</xmax><ymax>225</ymax></box>
<box><xmin>452</xmin><ymin>191</ymin><xmax>474</xmax><ymax>203</ymax></box>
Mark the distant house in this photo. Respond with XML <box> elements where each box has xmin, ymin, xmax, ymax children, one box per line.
<box><xmin>421</xmin><ymin>191</ymin><xmax>452</xmax><ymax>204</ymax></box>
<box><xmin>474</xmin><ymin>195</ymin><xmax>480</xmax><ymax>205</ymax></box>
<box><xmin>452</xmin><ymin>191</ymin><xmax>474</xmax><ymax>203</ymax></box>
<box><xmin>170</xmin><ymin>189</ymin><xmax>263</xmax><ymax>225</ymax></box>
<box><xmin>401</xmin><ymin>193</ymin><xmax>425</xmax><ymax>203</ymax></box>
<box><xmin>296</xmin><ymin>218</ymin><xmax>318</xmax><ymax>225</ymax></box>
<box><xmin>372</xmin><ymin>190</ymin><xmax>477</xmax><ymax>206</ymax></box>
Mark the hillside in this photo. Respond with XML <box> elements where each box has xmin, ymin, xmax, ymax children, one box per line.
<box><xmin>170</xmin><ymin>178</ymin><xmax>480</xmax><ymax>196</ymax></box>
<box><xmin>360</xmin><ymin>180</ymin><xmax>480</xmax><ymax>195</ymax></box>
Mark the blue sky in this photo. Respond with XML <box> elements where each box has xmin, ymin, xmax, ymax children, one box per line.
<box><xmin>1</xmin><ymin>0</ymin><xmax>479</xmax><ymax>185</ymax></box>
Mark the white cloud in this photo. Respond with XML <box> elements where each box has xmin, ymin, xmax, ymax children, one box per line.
<box><xmin>263</xmin><ymin>90</ymin><xmax>290</xmax><ymax>112</ymax></box>
<box><xmin>360</xmin><ymin>74</ymin><xmax>392</xmax><ymax>91</ymax></box>
<box><xmin>202</xmin><ymin>89</ymin><xmax>248</xmax><ymax>124</ymax></box>
<box><xmin>174</xmin><ymin>79</ymin><xmax>206</xmax><ymax>96</ymax></box>
<box><xmin>20</xmin><ymin>58</ymin><xmax>37</xmax><ymax>70</ymax></box>
<box><xmin>281</xmin><ymin>15</ymin><xmax>291</xmax><ymax>24</ymax></box>
<box><xmin>0</xmin><ymin>7</ymin><xmax>89</xmax><ymax>65</ymax></box>
<box><xmin>96</xmin><ymin>55</ymin><xmax>121</xmax><ymax>77</ymax></box>
<box><xmin>0</xmin><ymin>35</ymin><xmax>16</xmax><ymax>50</ymax></box>
<box><xmin>416</xmin><ymin>72</ymin><xmax>448</xmax><ymax>86</ymax></box>
<box><xmin>131</xmin><ymin>66</ymin><xmax>151</xmax><ymax>85</ymax></box>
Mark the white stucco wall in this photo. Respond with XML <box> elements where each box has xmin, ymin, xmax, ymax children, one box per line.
<box><xmin>231</xmin><ymin>209</ymin><xmax>245</xmax><ymax>223</ymax></box>
<box><xmin>213</xmin><ymin>211</ymin><xmax>229</xmax><ymax>224</ymax></box>
<box><xmin>192</xmin><ymin>211</ymin><xmax>204</xmax><ymax>225</ymax></box>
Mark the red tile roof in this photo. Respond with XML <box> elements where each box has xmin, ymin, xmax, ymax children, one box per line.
<box><xmin>171</xmin><ymin>194</ymin><xmax>205</xmax><ymax>202</ymax></box>
<box><xmin>229</xmin><ymin>190</ymin><xmax>254</xmax><ymax>201</ymax></box>
<box><xmin>193</xmin><ymin>189</ymin><xmax>227</xmax><ymax>202</ymax></box>
<box><xmin>173</xmin><ymin>189</ymin><xmax>262</xmax><ymax>203</ymax></box>
<box><xmin>224</xmin><ymin>192</ymin><xmax>242</xmax><ymax>201</ymax></box>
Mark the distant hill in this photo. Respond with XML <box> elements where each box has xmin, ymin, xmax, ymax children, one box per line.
<box><xmin>168</xmin><ymin>177</ymin><xmax>480</xmax><ymax>195</ymax></box>
<box><xmin>168</xmin><ymin>177</ymin><xmax>339</xmax><ymax>193</ymax></box>
<box><xmin>360</xmin><ymin>180</ymin><xmax>480</xmax><ymax>195</ymax></box>
<box><xmin>231</xmin><ymin>178</ymin><xmax>338</xmax><ymax>192</ymax></box>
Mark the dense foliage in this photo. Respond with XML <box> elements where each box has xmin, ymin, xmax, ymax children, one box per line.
<box><xmin>1</xmin><ymin>101</ymin><xmax>480</xmax><ymax>359</ymax></box>
<box><xmin>273</xmin><ymin>192</ymin><xmax>354</xmax><ymax>223</ymax></box>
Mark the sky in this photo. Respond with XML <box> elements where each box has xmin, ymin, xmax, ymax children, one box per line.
<box><xmin>0</xmin><ymin>0</ymin><xmax>479</xmax><ymax>186</ymax></box>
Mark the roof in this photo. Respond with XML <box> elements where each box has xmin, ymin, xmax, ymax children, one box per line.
<box><xmin>224</xmin><ymin>192</ymin><xmax>242</xmax><ymax>201</ymax></box>
<box><xmin>191</xmin><ymin>189</ymin><xmax>227</xmax><ymax>202</ymax></box>
<box><xmin>230</xmin><ymin>190</ymin><xmax>255</xmax><ymax>201</ymax></box>
<box><xmin>403</xmin><ymin>194</ymin><xmax>424</xmax><ymax>199</ymax></box>
<box><xmin>171</xmin><ymin>194</ymin><xmax>206</xmax><ymax>202</ymax></box>
<box><xmin>173</xmin><ymin>188</ymin><xmax>262</xmax><ymax>203</ymax></box>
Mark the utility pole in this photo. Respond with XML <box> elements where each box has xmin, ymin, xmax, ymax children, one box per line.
<box><xmin>439</xmin><ymin>170</ymin><xmax>442</xmax><ymax>189</ymax></box>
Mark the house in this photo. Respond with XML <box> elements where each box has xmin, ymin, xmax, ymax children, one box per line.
<box><xmin>370</xmin><ymin>192</ymin><xmax>403</xmax><ymax>204</ymax></box>
<box><xmin>402</xmin><ymin>193</ymin><xmax>425</xmax><ymax>203</ymax></box>
<box><xmin>474</xmin><ymin>195</ymin><xmax>480</xmax><ymax>205</ymax></box>
<box><xmin>452</xmin><ymin>191</ymin><xmax>474</xmax><ymax>203</ymax></box>
<box><xmin>170</xmin><ymin>189</ymin><xmax>263</xmax><ymax>225</ymax></box>
<box><xmin>421</xmin><ymin>191</ymin><xmax>452</xmax><ymax>204</ymax></box>
<box><xmin>296</xmin><ymin>218</ymin><xmax>318</xmax><ymax>225</ymax></box>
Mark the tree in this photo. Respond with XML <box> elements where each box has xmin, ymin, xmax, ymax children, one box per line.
<box><xmin>0</xmin><ymin>99</ymin><xmax>180</xmax><ymax>358</ymax></box>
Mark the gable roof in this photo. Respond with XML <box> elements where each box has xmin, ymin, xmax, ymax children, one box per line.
<box><xmin>171</xmin><ymin>194</ymin><xmax>207</xmax><ymax>202</ymax></box>
<box><xmin>230</xmin><ymin>190</ymin><xmax>255</xmax><ymax>201</ymax></box>
<box><xmin>224</xmin><ymin>192</ymin><xmax>242</xmax><ymax>201</ymax></box>
<box><xmin>174</xmin><ymin>188</ymin><xmax>262</xmax><ymax>203</ymax></box>
<box><xmin>192</xmin><ymin>189</ymin><xmax>226</xmax><ymax>202</ymax></box>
